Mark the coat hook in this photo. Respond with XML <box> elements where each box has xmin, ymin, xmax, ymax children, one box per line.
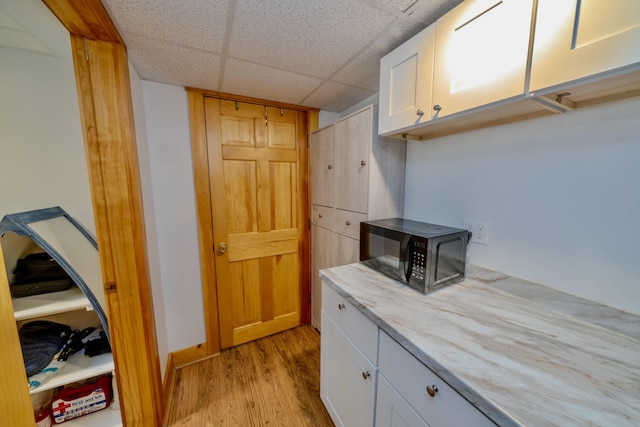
<box><xmin>264</xmin><ymin>106</ymin><xmax>268</xmax><ymax>126</ymax></box>
<box><xmin>280</xmin><ymin>107</ymin><xmax>284</xmax><ymax>116</ymax></box>
<box><xmin>235</xmin><ymin>101</ymin><xmax>239</xmax><ymax>110</ymax></box>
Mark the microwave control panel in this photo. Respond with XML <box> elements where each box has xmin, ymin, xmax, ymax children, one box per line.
<box><xmin>410</xmin><ymin>238</ymin><xmax>428</xmax><ymax>283</ymax></box>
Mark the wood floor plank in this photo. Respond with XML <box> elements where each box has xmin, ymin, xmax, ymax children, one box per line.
<box><xmin>165</xmin><ymin>325</ymin><xmax>334</xmax><ymax>426</ymax></box>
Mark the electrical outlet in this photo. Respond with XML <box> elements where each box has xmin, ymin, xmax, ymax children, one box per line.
<box><xmin>463</xmin><ymin>218</ymin><xmax>490</xmax><ymax>245</ymax></box>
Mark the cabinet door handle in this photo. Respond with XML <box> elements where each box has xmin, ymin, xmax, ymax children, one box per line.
<box><xmin>416</xmin><ymin>108</ymin><xmax>424</xmax><ymax>116</ymax></box>
<box><xmin>327</xmin><ymin>164</ymin><xmax>332</xmax><ymax>170</ymax></box>
<box><xmin>426</xmin><ymin>384</ymin><xmax>439</xmax><ymax>397</ymax></box>
<box><xmin>433</xmin><ymin>104</ymin><xmax>442</xmax><ymax>112</ymax></box>
<box><xmin>338</xmin><ymin>303</ymin><xmax>346</xmax><ymax>310</ymax></box>
<box><xmin>362</xmin><ymin>371</ymin><xmax>371</xmax><ymax>380</ymax></box>
<box><xmin>360</xmin><ymin>160</ymin><xmax>366</xmax><ymax>166</ymax></box>
<box><xmin>346</xmin><ymin>221</ymin><xmax>351</xmax><ymax>226</ymax></box>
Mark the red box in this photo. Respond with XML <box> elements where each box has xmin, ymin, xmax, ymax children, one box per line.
<box><xmin>51</xmin><ymin>376</ymin><xmax>112</xmax><ymax>423</ymax></box>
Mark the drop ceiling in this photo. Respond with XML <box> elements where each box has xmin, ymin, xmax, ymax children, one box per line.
<box><xmin>2</xmin><ymin>0</ymin><xmax>463</xmax><ymax>112</ymax></box>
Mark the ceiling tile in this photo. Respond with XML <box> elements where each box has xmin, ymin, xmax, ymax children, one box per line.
<box><xmin>126</xmin><ymin>34</ymin><xmax>221</xmax><ymax>91</ymax></box>
<box><xmin>103</xmin><ymin>0</ymin><xmax>228</xmax><ymax>52</ymax></box>
<box><xmin>221</xmin><ymin>58</ymin><xmax>323</xmax><ymax>106</ymax></box>
<box><xmin>409</xmin><ymin>0</ymin><xmax>463</xmax><ymax>25</ymax></box>
<box><xmin>303</xmin><ymin>81</ymin><xmax>375</xmax><ymax>112</ymax></box>
<box><xmin>229</xmin><ymin>0</ymin><xmax>398</xmax><ymax>78</ymax></box>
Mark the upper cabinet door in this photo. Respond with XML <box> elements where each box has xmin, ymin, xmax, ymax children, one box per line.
<box><xmin>432</xmin><ymin>0</ymin><xmax>535</xmax><ymax>118</ymax></box>
<box><xmin>530</xmin><ymin>0</ymin><xmax>640</xmax><ymax>93</ymax></box>
<box><xmin>378</xmin><ymin>25</ymin><xmax>436</xmax><ymax>135</ymax></box>
<box><xmin>311</xmin><ymin>126</ymin><xmax>334</xmax><ymax>208</ymax></box>
<box><xmin>334</xmin><ymin>109</ymin><xmax>371</xmax><ymax>214</ymax></box>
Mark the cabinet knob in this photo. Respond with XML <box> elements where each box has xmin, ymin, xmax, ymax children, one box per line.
<box><xmin>362</xmin><ymin>371</ymin><xmax>371</xmax><ymax>380</ymax></box>
<box><xmin>426</xmin><ymin>384</ymin><xmax>439</xmax><ymax>397</ymax></box>
<box><xmin>327</xmin><ymin>164</ymin><xmax>332</xmax><ymax>170</ymax></box>
<box><xmin>360</xmin><ymin>160</ymin><xmax>366</xmax><ymax>166</ymax></box>
<box><xmin>416</xmin><ymin>109</ymin><xmax>424</xmax><ymax>116</ymax></box>
<box><xmin>318</xmin><ymin>213</ymin><xmax>323</xmax><ymax>218</ymax></box>
<box><xmin>338</xmin><ymin>303</ymin><xmax>346</xmax><ymax>310</ymax></box>
<box><xmin>433</xmin><ymin>104</ymin><xmax>442</xmax><ymax>112</ymax></box>
<box><xmin>346</xmin><ymin>220</ymin><xmax>351</xmax><ymax>226</ymax></box>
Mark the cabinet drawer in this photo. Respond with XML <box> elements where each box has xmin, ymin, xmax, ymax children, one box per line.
<box><xmin>379</xmin><ymin>331</ymin><xmax>495</xmax><ymax>427</ymax></box>
<box><xmin>322</xmin><ymin>281</ymin><xmax>378</xmax><ymax>364</ymax></box>
<box><xmin>333</xmin><ymin>209</ymin><xmax>367</xmax><ymax>239</ymax></box>
<box><xmin>312</xmin><ymin>205</ymin><xmax>333</xmax><ymax>228</ymax></box>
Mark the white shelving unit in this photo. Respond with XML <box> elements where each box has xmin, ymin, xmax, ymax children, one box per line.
<box><xmin>13</xmin><ymin>287</ymin><xmax>93</xmax><ymax>321</ymax></box>
<box><xmin>1</xmin><ymin>209</ymin><xmax>121</xmax><ymax>426</ymax></box>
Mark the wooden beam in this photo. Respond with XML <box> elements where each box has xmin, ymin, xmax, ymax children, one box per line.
<box><xmin>0</xmin><ymin>245</ymin><xmax>34</xmax><ymax>426</ymax></box>
<box><xmin>42</xmin><ymin>0</ymin><xmax>123</xmax><ymax>44</ymax></box>
<box><xmin>69</xmin><ymin>34</ymin><xmax>163</xmax><ymax>426</ymax></box>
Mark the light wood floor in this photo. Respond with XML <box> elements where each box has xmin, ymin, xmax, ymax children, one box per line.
<box><xmin>164</xmin><ymin>325</ymin><xmax>334</xmax><ymax>426</ymax></box>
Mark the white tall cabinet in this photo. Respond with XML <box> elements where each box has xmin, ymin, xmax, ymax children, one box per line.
<box><xmin>310</xmin><ymin>105</ymin><xmax>405</xmax><ymax>331</ymax></box>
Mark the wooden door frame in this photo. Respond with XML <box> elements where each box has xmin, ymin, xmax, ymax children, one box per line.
<box><xmin>42</xmin><ymin>1</ymin><xmax>163</xmax><ymax>425</ymax></box>
<box><xmin>187</xmin><ymin>88</ymin><xmax>319</xmax><ymax>354</ymax></box>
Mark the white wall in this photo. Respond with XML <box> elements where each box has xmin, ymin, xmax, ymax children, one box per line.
<box><xmin>0</xmin><ymin>47</ymin><xmax>94</xmax><ymax>231</ymax></box>
<box><xmin>128</xmin><ymin>66</ymin><xmax>170</xmax><ymax>376</ymax></box>
<box><xmin>139</xmin><ymin>81</ymin><xmax>206</xmax><ymax>354</ymax></box>
<box><xmin>404</xmin><ymin>97</ymin><xmax>640</xmax><ymax>315</ymax></box>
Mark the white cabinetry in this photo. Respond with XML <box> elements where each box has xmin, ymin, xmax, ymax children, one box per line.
<box><xmin>376</xmin><ymin>374</ymin><xmax>429</xmax><ymax>427</ymax></box>
<box><xmin>320</xmin><ymin>280</ymin><xmax>495</xmax><ymax>427</ymax></box>
<box><xmin>378</xmin><ymin>331</ymin><xmax>494</xmax><ymax>427</ymax></box>
<box><xmin>310</xmin><ymin>105</ymin><xmax>405</xmax><ymax>331</ymax></box>
<box><xmin>320</xmin><ymin>284</ymin><xmax>378</xmax><ymax>427</ymax></box>
<box><xmin>378</xmin><ymin>0</ymin><xmax>640</xmax><ymax>141</ymax></box>
<box><xmin>530</xmin><ymin>0</ymin><xmax>640</xmax><ymax>94</ymax></box>
<box><xmin>378</xmin><ymin>25</ymin><xmax>435</xmax><ymax>135</ymax></box>
<box><xmin>432</xmin><ymin>0</ymin><xmax>535</xmax><ymax>118</ymax></box>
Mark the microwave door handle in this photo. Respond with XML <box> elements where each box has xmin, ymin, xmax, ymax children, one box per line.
<box><xmin>403</xmin><ymin>237</ymin><xmax>414</xmax><ymax>282</ymax></box>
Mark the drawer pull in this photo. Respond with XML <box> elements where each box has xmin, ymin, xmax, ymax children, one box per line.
<box><xmin>337</xmin><ymin>303</ymin><xmax>346</xmax><ymax>310</ymax></box>
<box><xmin>362</xmin><ymin>371</ymin><xmax>371</xmax><ymax>380</ymax></box>
<box><xmin>426</xmin><ymin>385</ymin><xmax>439</xmax><ymax>397</ymax></box>
<box><xmin>346</xmin><ymin>220</ymin><xmax>351</xmax><ymax>226</ymax></box>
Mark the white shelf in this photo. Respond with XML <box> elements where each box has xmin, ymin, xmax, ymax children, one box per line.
<box><xmin>30</xmin><ymin>350</ymin><xmax>114</xmax><ymax>395</ymax></box>
<box><xmin>58</xmin><ymin>405</ymin><xmax>122</xmax><ymax>427</ymax></box>
<box><xmin>13</xmin><ymin>287</ymin><xmax>93</xmax><ymax>321</ymax></box>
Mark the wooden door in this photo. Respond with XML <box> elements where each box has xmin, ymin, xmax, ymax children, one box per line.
<box><xmin>432</xmin><ymin>0</ymin><xmax>535</xmax><ymax>117</ymax></box>
<box><xmin>378</xmin><ymin>24</ymin><xmax>436</xmax><ymax>135</ymax></box>
<box><xmin>334</xmin><ymin>109</ymin><xmax>371</xmax><ymax>214</ymax></box>
<box><xmin>530</xmin><ymin>0</ymin><xmax>640</xmax><ymax>93</ymax></box>
<box><xmin>204</xmin><ymin>97</ymin><xmax>308</xmax><ymax>348</ymax></box>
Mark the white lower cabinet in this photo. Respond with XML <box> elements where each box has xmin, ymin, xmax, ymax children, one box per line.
<box><xmin>376</xmin><ymin>374</ymin><xmax>428</xmax><ymax>427</ymax></box>
<box><xmin>321</xmin><ymin>284</ymin><xmax>378</xmax><ymax>427</ymax></box>
<box><xmin>321</xmin><ymin>280</ymin><xmax>495</xmax><ymax>427</ymax></box>
<box><xmin>321</xmin><ymin>312</ymin><xmax>377</xmax><ymax>427</ymax></box>
<box><xmin>378</xmin><ymin>331</ymin><xmax>495</xmax><ymax>427</ymax></box>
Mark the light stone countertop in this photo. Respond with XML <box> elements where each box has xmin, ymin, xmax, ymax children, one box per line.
<box><xmin>319</xmin><ymin>263</ymin><xmax>640</xmax><ymax>427</ymax></box>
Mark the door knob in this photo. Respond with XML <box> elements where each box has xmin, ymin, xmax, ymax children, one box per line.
<box><xmin>218</xmin><ymin>242</ymin><xmax>227</xmax><ymax>254</ymax></box>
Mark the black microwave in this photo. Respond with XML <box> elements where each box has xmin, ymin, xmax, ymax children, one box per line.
<box><xmin>360</xmin><ymin>218</ymin><xmax>471</xmax><ymax>294</ymax></box>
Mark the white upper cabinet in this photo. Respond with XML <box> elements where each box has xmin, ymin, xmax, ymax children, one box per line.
<box><xmin>432</xmin><ymin>0</ymin><xmax>535</xmax><ymax>118</ymax></box>
<box><xmin>334</xmin><ymin>109</ymin><xmax>372</xmax><ymax>214</ymax></box>
<box><xmin>378</xmin><ymin>25</ymin><xmax>436</xmax><ymax>135</ymax></box>
<box><xmin>530</xmin><ymin>0</ymin><xmax>640</xmax><ymax>93</ymax></box>
<box><xmin>311</xmin><ymin>125</ymin><xmax>334</xmax><ymax>208</ymax></box>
